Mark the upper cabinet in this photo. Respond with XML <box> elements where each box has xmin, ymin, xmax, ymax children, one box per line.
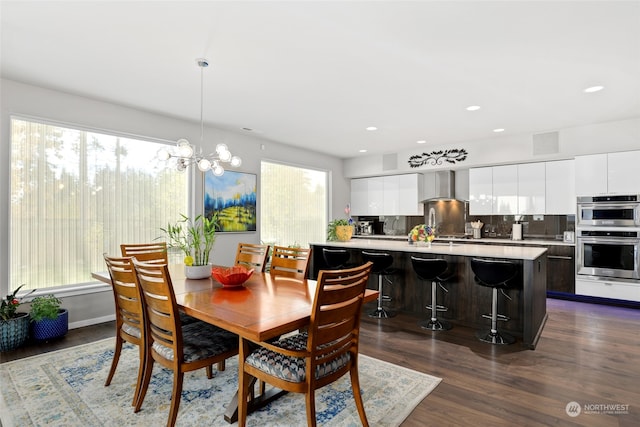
<box><xmin>545</xmin><ymin>160</ymin><xmax>575</xmax><ymax>215</ymax></box>
<box><xmin>469</xmin><ymin>167</ymin><xmax>494</xmax><ymax>215</ymax></box>
<box><xmin>575</xmin><ymin>151</ymin><xmax>640</xmax><ymax>195</ymax></box>
<box><xmin>574</xmin><ymin>154</ymin><xmax>607</xmax><ymax>195</ymax></box>
<box><xmin>350</xmin><ymin>174</ymin><xmax>423</xmax><ymax>216</ymax></box>
<box><xmin>470</xmin><ymin>160</ymin><xmax>573</xmax><ymax>215</ymax></box>
<box><xmin>517</xmin><ymin>162</ymin><xmax>546</xmax><ymax>215</ymax></box>
<box><xmin>493</xmin><ymin>165</ymin><xmax>518</xmax><ymax>214</ymax></box>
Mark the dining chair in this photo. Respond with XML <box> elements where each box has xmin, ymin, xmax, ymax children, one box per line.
<box><xmin>131</xmin><ymin>259</ymin><xmax>239</xmax><ymax>427</ymax></box>
<box><xmin>238</xmin><ymin>261</ymin><xmax>374</xmax><ymax>427</ymax></box>
<box><xmin>269</xmin><ymin>245</ymin><xmax>312</xmax><ymax>279</ymax></box>
<box><xmin>234</xmin><ymin>242</ymin><xmax>270</xmax><ymax>272</ymax></box>
<box><xmin>103</xmin><ymin>255</ymin><xmax>146</xmax><ymax>408</ymax></box>
<box><xmin>120</xmin><ymin>242</ymin><xmax>168</xmax><ymax>264</ymax></box>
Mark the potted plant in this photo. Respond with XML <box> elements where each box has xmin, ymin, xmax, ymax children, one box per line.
<box><xmin>1</xmin><ymin>284</ymin><xmax>35</xmax><ymax>351</ymax></box>
<box><xmin>160</xmin><ymin>213</ymin><xmax>218</xmax><ymax>279</ymax></box>
<box><xmin>29</xmin><ymin>294</ymin><xmax>68</xmax><ymax>341</ymax></box>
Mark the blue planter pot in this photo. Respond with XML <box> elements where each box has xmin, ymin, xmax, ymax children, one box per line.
<box><xmin>0</xmin><ymin>312</ymin><xmax>30</xmax><ymax>351</ymax></box>
<box><xmin>31</xmin><ymin>309</ymin><xmax>68</xmax><ymax>341</ymax></box>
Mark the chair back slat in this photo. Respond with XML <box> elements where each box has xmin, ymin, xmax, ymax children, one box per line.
<box><xmin>270</xmin><ymin>246</ymin><xmax>312</xmax><ymax>279</ymax></box>
<box><xmin>234</xmin><ymin>243</ymin><xmax>270</xmax><ymax>272</ymax></box>
<box><xmin>121</xmin><ymin>243</ymin><xmax>168</xmax><ymax>265</ymax></box>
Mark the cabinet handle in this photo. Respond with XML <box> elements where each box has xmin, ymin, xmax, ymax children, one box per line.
<box><xmin>547</xmin><ymin>255</ymin><xmax>573</xmax><ymax>260</ymax></box>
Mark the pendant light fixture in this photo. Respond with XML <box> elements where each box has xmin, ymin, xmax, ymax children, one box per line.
<box><xmin>157</xmin><ymin>58</ymin><xmax>241</xmax><ymax>176</ymax></box>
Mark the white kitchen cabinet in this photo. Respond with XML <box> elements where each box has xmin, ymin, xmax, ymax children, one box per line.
<box><xmin>545</xmin><ymin>160</ymin><xmax>575</xmax><ymax>214</ymax></box>
<box><xmin>608</xmin><ymin>150</ymin><xmax>640</xmax><ymax>194</ymax></box>
<box><xmin>574</xmin><ymin>154</ymin><xmax>608</xmax><ymax>195</ymax></box>
<box><xmin>350</xmin><ymin>178</ymin><xmax>369</xmax><ymax>216</ymax></box>
<box><xmin>575</xmin><ymin>151</ymin><xmax>640</xmax><ymax>195</ymax></box>
<box><xmin>396</xmin><ymin>173</ymin><xmax>424</xmax><ymax>216</ymax></box>
<box><xmin>576</xmin><ymin>278</ymin><xmax>640</xmax><ymax>302</ymax></box>
<box><xmin>469</xmin><ymin>167</ymin><xmax>493</xmax><ymax>215</ymax></box>
<box><xmin>493</xmin><ymin>165</ymin><xmax>518</xmax><ymax>214</ymax></box>
<box><xmin>368</xmin><ymin>176</ymin><xmax>384</xmax><ymax>215</ymax></box>
<box><xmin>517</xmin><ymin>163</ymin><xmax>545</xmax><ymax>215</ymax></box>
<box><xmin>350</xmin><ymin>174</ymin><xmax>422</xmax><ymax>216</ymax></box>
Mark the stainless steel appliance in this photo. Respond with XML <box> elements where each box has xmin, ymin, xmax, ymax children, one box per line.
<box><xmin>576</xmin><ymin>230</ymin><xmax>640</xmax><ymax>280</ymax></box>
<box><xmin>577</xmin><ymin>195</ymin><xmax>640</xmax><ymax>227</ymax></box>
<box><xmin>356</xmin><ymin>221</ymin><xmax>373</xmax><ymax>235</ymax></box>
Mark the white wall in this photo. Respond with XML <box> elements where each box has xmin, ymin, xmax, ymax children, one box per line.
<box><xmin>0</xmin><ymin>79</ymin><xmax>348</xmax><ymax>326</ymax></box>
<box><xmin>344</xmin><ymin>117</ymin><xmax>640</xmax><ymax>178</ymax></box>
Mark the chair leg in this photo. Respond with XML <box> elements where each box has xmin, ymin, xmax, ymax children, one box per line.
<box><xmin>349</xmin><ymin>362</ymin><xmax>369</xmax><ymax>427</ymax></box>
<box><xmin>104</xmin><ymin>334</ymin><xmax>123</xmax><ymax>386</ymax></box>
<box><xmin>132</xmin><ymin>343</ymin><xmax>146</xmax><ymax>407</ymax></box>
<box><xmin>418</xmin><ymin>281</ymin><xmax>451</xmax><ymax>331</ymax></box>
<box><xmin>134</xmin><ymin>356</ymin><xmax>154</xmax><ymax>413</ymax></box>
<box><xmin>167</xmin><ymin>370</ymin><xmax>184</xmax><ymax>427</ymax></box>
<box><xmin>368</xmin><ymin>275</ymin><xmax>395</xmax><ymax>318</ymax></box>
<box><xmin>305</xmin><ymin>390</ymin><xmax>316</xmax><ymax>427</ymax></box>
<box><xmin>217</xmin><ymin>360</ymin><xmax>226</xmax><ymax>371</ymax></box>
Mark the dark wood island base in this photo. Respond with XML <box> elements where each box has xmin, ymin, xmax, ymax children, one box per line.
<box><xmin>311</xmin><ymin>240</ymin><xmax>548</xmax><ymax>349</ymax></box>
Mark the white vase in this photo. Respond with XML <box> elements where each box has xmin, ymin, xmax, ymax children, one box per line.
<box><xmin>184</xmin><ymin>264</ymin><xmax>212</xmax><ymax>279</ymax></box>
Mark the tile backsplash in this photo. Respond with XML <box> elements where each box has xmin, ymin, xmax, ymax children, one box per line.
<box><xmin>467</xmin><ymin>214</ymin><xmax>575</xmax><ymax>240</ymax></box>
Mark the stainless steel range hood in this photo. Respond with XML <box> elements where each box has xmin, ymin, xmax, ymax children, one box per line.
<box><xmin>421</xmin><ymin>170</ymin><xmax>457</xmax><ymax>202</ymax></box>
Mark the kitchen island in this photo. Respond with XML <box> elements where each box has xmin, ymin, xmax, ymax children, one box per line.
<box><xmin>310</xmin><ymin>239</ymin><xmax>548</xmax><ymax>349</ymax></box>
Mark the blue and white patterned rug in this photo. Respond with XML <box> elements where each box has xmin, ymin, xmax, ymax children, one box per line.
<box><xmin>0</xmin><ymin>338</ymin><xmax>440</xmax><ymax>426</ymax></box>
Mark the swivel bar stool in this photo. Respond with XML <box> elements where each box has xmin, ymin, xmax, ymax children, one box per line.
<box><xmin>471</xmin><ymin>258</ymin><xmax>518</xmax><ymax>345</ymax></box>
<box><xmin>322</xmin><ymin>248</ymin><xmax>351</xmax><ymax>270</ymax></box>
<box><xmin>361</xmin><ymin>251</ymin><xmax>396</xmax><ymax>318</ymax></box>
<box><xmin>411</xmin><ymin>256</ymin><xmax>452</xmax><ymax>331</ymax></box>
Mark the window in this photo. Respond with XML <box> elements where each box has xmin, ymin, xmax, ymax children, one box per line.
<box><xmin>9</xmin><ymin>117</ymin><xmax>188</xmax><ymax>292</ymax></box>
<box><xmin>260</xmin><ymin>161</ymin><xmax>327</xmax><ymax>248</ymax></box>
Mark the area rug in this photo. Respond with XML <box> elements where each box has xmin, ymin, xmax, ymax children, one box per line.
<box><xmin>0</xmin><ymin>338</ymin><xmax>440</xmax><ymax>426</ymax></box>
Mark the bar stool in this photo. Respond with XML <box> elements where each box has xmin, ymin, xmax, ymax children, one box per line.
<box><xmin>411</xmin><ymin>256</ymin><xmax>452</xmax><ymax>331</ymax></box>
<box><xmin>322</xmin><ymin>248</ymin><xmax>350</xmax><ymax>270</ymax></box>
<box><xmin>471</xmin><ymin>258</ymin><xmax>518</xmax><ymax>345</ymax></box>
<box><xmin>361</xmin><ymin>251</ymin><xmax>396</xmax><ymax>318</ymax></box>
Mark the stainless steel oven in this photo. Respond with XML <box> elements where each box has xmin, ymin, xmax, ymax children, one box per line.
<box><xmin>577</xmin><ymin>195</ymin><xmax>640</xmax><ymax>227</ymax></box>
<box><xmin>576</xmin><ymin>230</ymin><xmax>640</xmax><ymax>280</ymax></box>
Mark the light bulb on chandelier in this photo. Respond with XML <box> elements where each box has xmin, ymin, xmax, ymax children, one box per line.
<box><xmin>156</xmin><ymin>58</ymin><xmax>241</xmax><ymax>175</ymax></box>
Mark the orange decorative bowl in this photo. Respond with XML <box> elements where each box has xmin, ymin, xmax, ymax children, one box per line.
<box><xmin>211</xmin><ymin>266</ymin><xmax>254</xmax><ymax>288</ymax></box>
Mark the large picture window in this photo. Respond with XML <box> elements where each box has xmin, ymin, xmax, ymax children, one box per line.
<box><xmin>260</xmin><ymin>160</ymin><xmax>327</xmax><ymax>248</ymax></box>
<box><xmin>9</xmin><ymin>117</ymin><xmax>188</xmax><ymax>292</ymax></box>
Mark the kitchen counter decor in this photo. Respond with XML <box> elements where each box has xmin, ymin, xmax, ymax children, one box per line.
<box><xmin>409</xmin><ymin>224</ymin><xmax>435</xmax><ymax>247</ymax></box>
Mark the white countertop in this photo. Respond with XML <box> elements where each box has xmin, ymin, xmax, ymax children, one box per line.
<box><xmin>352</xmin><ymin>234</ymin><xmax>574</xmax><ymax>246</ymax></box>
<box><xmin>314</xmin><ymin>239</ymin><xmax>547</xmax><ymax>261</ymax></box>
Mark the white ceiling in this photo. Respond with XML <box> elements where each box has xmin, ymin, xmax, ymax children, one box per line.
<box><xmin>2</xmin><ymin>1</ymin><xmax>639</xmax><ymax>159</ymax></box>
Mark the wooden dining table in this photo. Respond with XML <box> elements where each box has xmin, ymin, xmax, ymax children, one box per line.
<box><xmin>92</xmin><ymin>264</ymin><xmax>379</xmax><ymax>423</ymax></box>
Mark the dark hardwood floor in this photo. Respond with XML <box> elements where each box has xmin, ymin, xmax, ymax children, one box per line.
<box><xmin>2</xmin><ymin>298</ymin><xmax>639</xmax><ymax>426</ymax></box>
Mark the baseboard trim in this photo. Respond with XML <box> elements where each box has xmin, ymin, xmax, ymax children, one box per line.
<box><xmin>69</xmin><ymin>314</ymin><xmax>116</xmax><ymax>330</ymax></box>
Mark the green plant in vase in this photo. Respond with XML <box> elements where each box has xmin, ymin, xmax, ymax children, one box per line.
<box><xmin>160</xmin><ymin>213</ymin><xmax>218</xmax><ymax>279</ymax></box>
<box><xmin>29</xmin><ymin>294</ymin><xmax>69</xmax><ymax>341</ymax></box>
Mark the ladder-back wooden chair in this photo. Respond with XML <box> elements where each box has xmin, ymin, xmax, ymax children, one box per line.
<box><xmin>131</xmin><ymin>259</ymin><xmax>239</xmax><ymax>427</ymax></box>
<box><xmin>103</xmin><ymin>255</ymin><xmax>146</xmax><ymax>408</ymax></box>
<box><xmin>238</xmin><ymin>261</ymin><xmax>374</xmax><ymax>427</ymax></box>
<box><xmin>269</xmin><ymin>246</ymin><xmax>312</xmax><ymax>279</ymax></box>
<box><xmin>234</xmin><ymin>243</ymin><xmax>270</xmax><ymax>272</ymax></box>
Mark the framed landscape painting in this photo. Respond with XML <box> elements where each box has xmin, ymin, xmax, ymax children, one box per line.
<box><xmin>204</xmin><ymin>170</ymin><xmax>257</xmax><ymax>232</ymax></box>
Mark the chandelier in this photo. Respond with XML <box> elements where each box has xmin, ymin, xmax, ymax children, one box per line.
<box><xmin>157</xmin><ymin>58</ymin><xmax>241</xmax><ymax>176</ymax></box>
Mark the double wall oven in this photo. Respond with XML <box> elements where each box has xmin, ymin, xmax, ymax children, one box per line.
<box><xmin>576</xmin><ymin>195</ymin><xmax>640</xmax><ymax>302</ymax></box>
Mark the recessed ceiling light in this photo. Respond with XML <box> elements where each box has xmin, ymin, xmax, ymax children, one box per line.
<box><xmin>466</xmin><ymin>105</ymin><xmax>481</xmax><ymax>111</ymax></box>
<box><xmin>416</xmin><ymin>140</ymin><xmax>427</xmax><ymax>144</ymax></box>
<box><xmin>359</xmin><ymin>149</ymin><xmax>368</xmax><ymax>153</ymax></box>
<box><xmin>583</xmin><ymin>85</ymin><xmax>604</xmax><ymax>93</ymax></box>
<box><xmin>493</xmin><ymin>128</ymin><xmax>505</xmax><ymax>133</ymax></box>
<box><xmin>366</xmin><ymin>126</ymin><xmax>378</xmax><ymax>131</ymax></box>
